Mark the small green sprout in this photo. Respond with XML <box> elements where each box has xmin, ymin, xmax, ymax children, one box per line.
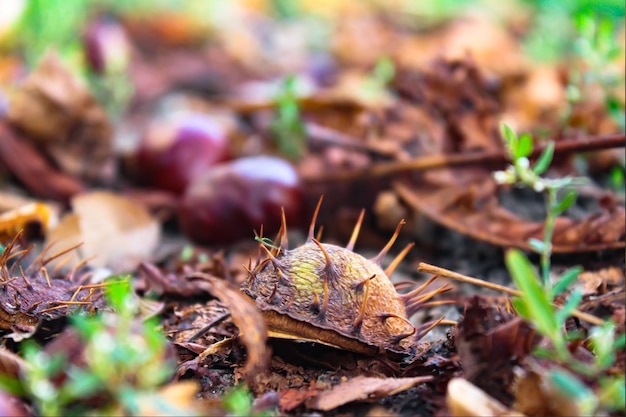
<box><xmin>496</xmin><ymin>122</ymin><xmax>625</xmax><ymax>414</ymax></box>
<box><xmin>359</xmin><ymin>56</ymin><xmax>395</xmax><ymax>105</ymax></box>
<box><xmin>222</xmin><ymin>384</ymin><xmax>274</xmax><ymax>417</ymax></box>
<box><xmin>270</xmin><ymin>75</ymin><xmax>307</xmax><ymax>159</ymax></box>
<box><xmin>5</xmin><ymin>278</ymin><xmax>176</xmax><ymax>416</ymax></box>
<box><xmin>567</xmin><ymin>12</ymin><xmax>625</xmax><ymax>131</ymax></box>
<box><xmin>494</xmin><ymin>123</ymin><xmax>587</xmax><ymax>285</ymax></box>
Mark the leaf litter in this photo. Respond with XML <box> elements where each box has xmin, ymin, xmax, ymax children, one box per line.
<box><xmin>0</xmin><ymin>1</ymin><xmax>623</xmax><ymax>416</ymax></box>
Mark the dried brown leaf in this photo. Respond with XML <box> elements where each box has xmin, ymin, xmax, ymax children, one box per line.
<box><xmin>45</xmin><ymin>191</ymin><xmax>161</xmax><ymax>272</ymax></box>
<box><xmin>7</xmin><ymin>50</ymin><xmax>113</xmax><ymax>182</ymax></box>
<box><xmin>306</xmin><ymin>375</ymin><xmax>432</xmax><ymax>411</ymax></box>
<box><xmin>189</xmin><ymin>273</ymin><xmax>269</xmax><ymax>385</ymax></box>
<box><xmin>395</xmin><ymin>179</ymin><xmax>625</xmax><ymax>253</ymax></box>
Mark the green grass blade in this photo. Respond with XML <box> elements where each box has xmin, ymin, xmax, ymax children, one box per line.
<box><xmin>532</xmin><ymin>141</ymin><xmax>555</xmax><ymax>175</ymax></box>
<box><xmin>505</xmin><ymin>249</ymin><xmax>557</xmax><ymax>337</ymax></box>
<box><xmin>555</xmin><ymin>288</ymin><xmax>583</xmax><ymax>326</ymax></box>
<box><xmin>551</xmin><ymin>265</ymin><xmax>583</xmax><ymax>298</ymax></box>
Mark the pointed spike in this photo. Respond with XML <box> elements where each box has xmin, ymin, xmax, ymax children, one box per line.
<box><xmin>8</xmin><ymin>244</ymin><xmax>35</xmax><ymax>275</ymax></box>
<box><xmin>307</xmin><ymin>195</ymin><xmax>324</xmax><ymax>241</ymax></box>
<box><xmin>404</xmin><ymin>284</ymin><xmax>452</xmax><ymax>318</ymax></box>
<box><xmin>370</xmin><ymin>219</ymin><xmax>406</xmax><ymax>265</ymax></box>
<box><xmin>415</xmin><ymin>317</ymin><xmax>445</xmax><ymax>341</ymax></box>
<box><xmin>26</xmin><ymin>300</ymin><xmax>43</xmax><ymax>313</ymax></box>
<box><xmin>260</xmin><ymin>245</ymin><xmax>283</xmax><ymax>270</ymax></box>
<box><xmin>311</xmin><ymin>292</ymin><xmax>320</xmax><ymax>312</ymax></box>
<box><xmin>415</xmin><ymin>284</ymin><xmax>452</xmax><ymax>304</ymax></box>
<box><xmin>406</xmin><ymin>300</ymin><xmax>456</xmax><ymax>317</ymax></box>
<box><xmin>276</xmin><ymin>268</ymin><xmax>290</xmax><ymax>284</ymax></box>
<box><xmin>254</xmin><ymin>230</ymin><xmax>263</xmax><ymax>267</ymax></box>
<box><xmin>311</xmin><ymin>238</ymin><xmax>332</xmax><ymax>270</ymax></box>
<box><xmin>353</xmin><ymin>276</ymin><xmax>370</xmax><ymax>331</ymax></box>
<box><xmin>268</xmin><ymin>283</ymin><xmax>279</xmax><ymax>303</ymax></box>
<box><xmin>41</xmin><ymin>242</ymin><xmax>85</xmax><ymax>269</ymax></box>
<box><xmin>399</xmin><ymin>274</ymin><xmax>440</xmax><ymax>302</ymax></box>
<box><xmin>394</xmin><ymin>280</ymin><xmax>418</xmax><ymax>291</ymax></box>
<box><xmin>242</xmin><ymin>263</ymin><xmax>256</xmax><ymax>279</ymax></box>
<box><xmin>384</xmin><ymin>242</ymin><xmax>414</xmax><ymax>277</ymax></box>
<box><xmin>280</xmin><ymin>207</ymin><xmax>289</xmax><ymax>250</ymax></box>
<box><xmin>315</xmin><ymin>225</ymin><xmax>324</xmax><ymax>242</ymax></box>
<box><xmin>18</xmin><ymin>266</ymin><xmax>33</xmax><ymax>291</ymax></box>
<box><xmin>41</xmin><ymin>267</ymin><xmax>51</xmax><ymax>288</ymax></box>
<box><xmin>61</xmin><ymin>254</ymin><xmax>96</xmax><ymax>281</ymax></box>
<box><xmin>380</xmin><ymin>312</ymin><xmax>417</xmax><ymax>343</ymax></box>
<box><xmin>346</xmin><ymin>209</ymin><xmax>365</xmax><ymax>251</ymax></box>
<box><xmin>353</xmin><ymin>273</ymin><xmax>376</xmax><ymax>290</ymax></box>
<box><xmin>26</xmin><ymin>239</ymin><xmax>56</xmax><ymax>274</ymax></box>
<box><xmin>68</xmin><ymin>285</ymin><xmax>83</xmax><ymax>303</ymax></box>
<box><xmin>1</xmin><ymin>230</ymin><xmax>23</xmax><ymax>266</ymax></box>
<box><xmin>271</xmin><ymin>221</ymin><xmax>284</xmax><ymax>256</ymax></box>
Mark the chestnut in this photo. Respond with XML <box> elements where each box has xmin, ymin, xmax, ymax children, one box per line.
<box><xmin>83</xmin><ymin>16</ymin><xmax>131</xmax><ymax>74</ymax></box>
<box><xmin>126</xmin><ymin>111</ymin><xmax>231</xmax><ymax>194</ymax></box>
<box><xmin>178</xmin><ymin>156</ymin><xmax>303</xmax><ymax>245</ymax></box>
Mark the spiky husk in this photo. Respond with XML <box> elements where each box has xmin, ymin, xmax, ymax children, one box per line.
<box><xmin>242</xmin><ymin>242</ymin><xmax>416</xmax><ymax>357</ymax></box>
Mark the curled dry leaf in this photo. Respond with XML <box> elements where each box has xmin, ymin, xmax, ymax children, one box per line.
<box><xmin>45</xmin><ymin>191</ymin><xmax>161</xmax><ymax>272</ymax></box>
<box><xmin>0</xmin><ymin>201</ymin><xmax>60</xmax><ymax>243</ymax></box>
<box><xmin>394</xmin><ymin>179</ymin><xmax>626</xmax><ymax>253</ymax></box>
<box><xmin>188</xmin><ymin>273</ymin><xmax>270</xmax><ymax>385</ymax></box>
<box><xmin>578</xmin><ymin>267</ymin><xmax>625</xmax><ymax>295</ymax></box>
<box><xmin>0</xmin><ymin>122</ymin><xmax>85</xmax><ymax>202</ymax></box>
<box><xmin>7</xmin><ymin>50</ymin><xmax>114</xmax><ymax>182</ymax></box>
<box><xmin>306</xmin><ymin>375</ymin><xmax>433</xmax><ymax>411</ymax></box>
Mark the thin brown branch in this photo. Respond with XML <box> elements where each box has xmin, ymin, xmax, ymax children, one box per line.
<box><xmin>418</xmin><ymin>262</ymin><xmax>605</xmax><ymax>326</ymax></box>
<box><xmin>306</xmin><ymin>133</ymin><xmax>625</xmax><ymax>182</ymax></box>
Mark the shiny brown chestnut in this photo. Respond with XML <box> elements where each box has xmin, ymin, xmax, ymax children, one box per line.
<box><xmin>178</xmin><ymin>156</ymin><xmax>303</xmax><ymax>245</ymax></box>
<box><xmin>127</xmin><ymin>111</ymin><xmax>231</xmax><ymax>194</ymax></box>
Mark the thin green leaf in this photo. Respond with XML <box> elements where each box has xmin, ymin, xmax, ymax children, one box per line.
<box><xmin>0</xmin><ymin>375</ymin><xmax>26</xmax><ymax>396</ymax></box>
<box><xmin>532</xmin><ymin>141</ymin><xmax>555</xmax><ymax>175</ymax></box>
<box><xmin>589</xmin><ymin>323</ymin><xmax>618</xmax><ymax>370</ymax></box>
<box><xmin>528</xmin><ymin>238</ymin><xmax>546</xmax><ymax>254</ymax></box>
<box><xmin>555</xmin><ymin>288</ymin><xmax>583</xmax><ymax>326</ymax></box>
<box><xmin>505</xmin><ymin>249</ymin><xmax>557</xmax><ymax>337</ymax></box>
<box><xmin>599</xmin><ymin>375</ymin><xmax>626</xmax><ymax>412</ymax></box>
<box><xmin>516</xmin><ymin>133</ymin><xmax>534</xmax><ymax>158</ymax></box>
<box><xmin>551</xmin><ymin>266</ymin><xmax>583</xmax><ymax>298</ymax></box>
<box><xmin>549</xmin><ymin>369</ymin><xmax>598</xmax><ymax>414</ymax></box>
<box><xmin>553</xmin><ymin>190</ymin><xmax>578</xmax><ymax>215</ymax></box>
<box><xmin>511</xmin><ymin>298</ymin><xmax>530</xmax><ymax>320</ymax></box>
<box><xmin>501</xmin><ymin>123</ymin><xmax>518</xmax><ymax>156</ymax></box>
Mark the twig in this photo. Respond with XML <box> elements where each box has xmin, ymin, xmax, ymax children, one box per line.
<box><xmin>418</xmin><ymin>262</ymin><xmax>605</xmax><ymax>326</ymax></box>
<box><xmin>306</xmin><ymin>133</ymin><xmax>625</xmax><ymax>182</ymax></box>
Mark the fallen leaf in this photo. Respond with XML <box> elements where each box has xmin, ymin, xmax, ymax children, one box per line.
<box><xmin>45</xmin><ymin>191</ymin><xmax>161</xmax><ymax>272</ymax></box>
<box><xmin>279</xmin><ymin>387</ymin><xmax>320</xmax><ymax>412</ymax></box>
<box><xmin>306</xmin><ymin>375</ymin><xmax>432</xmax><ymax>411</ymax></box>
<box><xmin>0</xmin><ymin>201</ymin><xmax>60</xmax><ymax>242</ymax></box>
<box><xmin>7</xmin><ymin>50</ymin><xmax>113</xmax><ymax>182</ymax></box>
<box><xmin>0</xmin><ymin>122</ymin><xmax>85</xmax><ymax>202</ymax></box>
<box><xmin>188</xmin><ymin>273</ymin><xmax>270</xmax><ymax>386</ymax></box>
